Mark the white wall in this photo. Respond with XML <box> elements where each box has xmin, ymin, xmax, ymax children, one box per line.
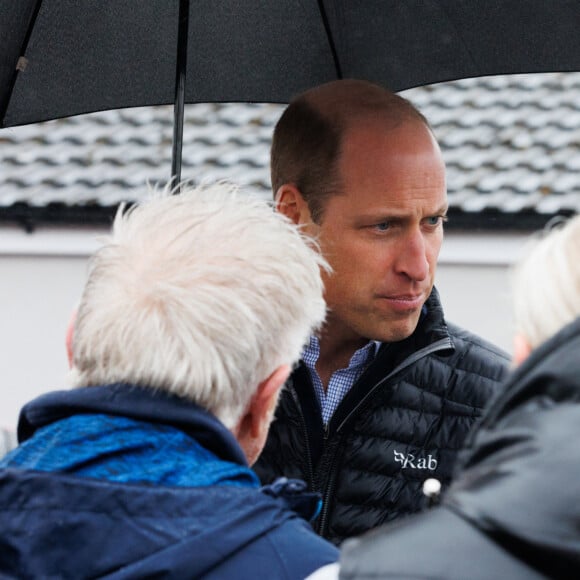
<box><xmin>436</xmin><ymin>263</ymin><xmax>515</xmax><ymax>353</ymax></box>
<box><xmin>0</xmin><ymin>228</ymin><xmax>99</xmax><ymax>431</ymax></box>
<box><xmin>0</xmin><ymin>254</ymin><xmax>87</xmax><ymax>431</ymax></box>
<box><xmin>0</xmin><ymin>228</ymin><xmax>531</xmax><ymax>432</ymax></box>
<box><xmin>436</xmin><ymin>231</ymin><xmax>530</xmax><ymax>356</ymax></box>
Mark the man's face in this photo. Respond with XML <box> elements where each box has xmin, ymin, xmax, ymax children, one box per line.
<box><xmin>302</xmin><ymin>119</ymin><xmax>447</xmax><ymax>345</ymax></box>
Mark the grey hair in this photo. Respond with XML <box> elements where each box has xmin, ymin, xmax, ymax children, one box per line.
<box><xmin>70</xmin><ymin>182</ymin><xmax>328</xmax><ymax>428</ymax></box>
<box><xmin>512</xmin><ymin>214</ymin><xmax>580</xmax><ymax>350</ymax></box>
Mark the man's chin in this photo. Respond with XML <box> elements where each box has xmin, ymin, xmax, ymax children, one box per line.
<box><xmin>371</xmin><ymin>316</ymin><xmax>422</xmax><ymax>343</ymax></box>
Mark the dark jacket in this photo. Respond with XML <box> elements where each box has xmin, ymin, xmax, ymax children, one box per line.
<box><xmin>338</xmin><ymin>315</ymin><xmax>580</xmax><ymax>579</ymax></box>
<box><xmin>254</xmin><ymin>289</ymin><xmax>510</xmax><ymax>544</ymax></box>
<box><xmin>0</xmin><ymin>384</ymin><xmax>339</xmax><ymax>579</ymax></box>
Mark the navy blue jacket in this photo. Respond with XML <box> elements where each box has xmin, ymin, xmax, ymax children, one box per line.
<box><xmin>0</xmin><ymin>384</ymin><xmax>338</xmax><ymax>579</ymax></box>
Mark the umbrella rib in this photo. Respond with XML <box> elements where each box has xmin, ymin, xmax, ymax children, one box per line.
<box><xmin>171</xmin><ymin>0</ymin><xmax>190</xmax><ymax>192</ymax></box>
<box><xmin>316</xmin><ymin>0</ymin><xmax>343</xmax><ymax>79</ymax></box>
<box><xmin>0</xmin><ymin>0</ymin><xmax>45</xmax><ymax>126</ymax></box>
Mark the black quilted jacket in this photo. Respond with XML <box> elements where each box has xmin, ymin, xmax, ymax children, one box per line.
<box><xmin>254</xmin><ymin>288</ymin><xmax>510</xmax><ymax>545</ymax></box>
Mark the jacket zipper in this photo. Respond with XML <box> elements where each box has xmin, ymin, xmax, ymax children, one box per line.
<box><xmin>290</xmin><ymin>384</ymin><xmax>316</xmax><ymax>491</ymax></box>
<box><xmin>317</xmin><ymin>337</ymin><xmax>453</xmax><ymax>537</ymax></box>
<box><xmin>316</xmin><ymin>426</ymin><xmax>339</xmax><ymax>535</ymax></box>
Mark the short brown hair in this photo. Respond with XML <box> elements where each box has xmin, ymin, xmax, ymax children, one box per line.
<box><xmin>270</xmin><ymin>79</ymin><xmax>430</xmax><ymax>223</ymax></box>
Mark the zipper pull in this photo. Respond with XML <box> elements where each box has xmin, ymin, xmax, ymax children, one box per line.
<box><xmin>422</xmin><ymin>478</ymin><xmax>442</xmax><ymax>508</ymax></box>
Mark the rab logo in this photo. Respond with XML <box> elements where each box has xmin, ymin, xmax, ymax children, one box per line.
<box><xmin>394</xmin><ymin>450</ymin><xmax>438</xmax><ymax>471</ymax></box>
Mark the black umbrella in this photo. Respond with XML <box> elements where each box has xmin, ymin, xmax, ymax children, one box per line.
<box><xmin>2</xmin><ymin>0</ymin><xmax>580</xmax><ymax>186</ymax></box>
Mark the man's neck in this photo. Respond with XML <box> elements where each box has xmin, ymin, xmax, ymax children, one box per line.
<box><xmin>315</xmin><ymin>326</ymin><xmax>370</xmax><ymax>392</ymax></box>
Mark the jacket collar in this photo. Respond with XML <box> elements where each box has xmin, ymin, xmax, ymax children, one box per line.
<box><xmin>373</xmin><ymin>285</ymin><xmax>454</xmax><ymax>370</ymax></box>
<box><xmin>17</xmin><ymin>383</ymin><xmax>249</xmax><ymax>467</ymax></box>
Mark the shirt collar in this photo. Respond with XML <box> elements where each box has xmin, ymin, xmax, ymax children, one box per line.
<box><xmin>302</xmin><ymin>336</ymin><xmax>381</xmax><ymax>370</ymax></box>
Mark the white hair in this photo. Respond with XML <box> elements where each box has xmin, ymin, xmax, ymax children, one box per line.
<box><xmin>512</xmin><ymin>214</ymin><xmax>580</xmax><ymax>350</ymax></box>
<box><xmin>70</xmin><ymin>182</ymin><xmax>328</xmax><ymax>428</ymax></box>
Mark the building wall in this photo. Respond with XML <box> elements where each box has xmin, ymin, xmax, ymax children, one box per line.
<box><xmin>436</xmin><ymin>263</ymin><xmax>515</xmax><ymax>352</ymax></box>
<box><xmin>0</xmin><ymin>230</ymin><xmax>530</xmax><ymax>431</ymax></box>
<box><xmin>1</xmin><ymin>253</ymin><xmax>88</xmax><ymax>430</ymax></box>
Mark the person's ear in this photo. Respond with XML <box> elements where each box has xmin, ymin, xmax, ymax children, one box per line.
<box><xmin>513</xmin><ymin>333</ymin><xmax>532</xmax><ymax>366</ymax></box>
<box><xmin>275</xmin><ymin>184</ymin><xmax>312</xmax><ymax>226</ymax></box>
<box><xmin>65</xmin><ymin>307</ymin><xmax>77</xmax><ymax>369</ymax></box>
<box><xmin>250</xmin><ymin>365</ymin><xmax>289</xmax><ymax>438</ymax></box>
<box><xmin>234</xmin><ymin>364</ymin><xmax>290</xmax><ymax>465</ymax></box>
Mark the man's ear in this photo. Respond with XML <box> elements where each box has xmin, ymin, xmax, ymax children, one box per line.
<box><xmin>513</xmin><ymin>333</ymin><xmax>532</xmax><ymax>366</ymax></box>
<box><xmin>248</xmin><ymin>365</ymin><xmax>290</xmax><ymax>438</ymax></box>
<box><xmin>275</xmin><ymin>184</ymin><xmax>312</xmax><ymax>226</ymax></box>
<box><xmin>234</xmin><ymin>364</ymin><xmax>290</xmax><ymax>465</ymax></box>
<box><xmin>65</xmin><ymin>307</ymin><xmax>77</xmax><ymax>369</ymax></box>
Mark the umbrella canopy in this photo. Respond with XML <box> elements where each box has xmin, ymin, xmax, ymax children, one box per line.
<box><xmin>3</xmin><ymin>0</ymin><xmax>580</xmax><ymax>182</ymax></box>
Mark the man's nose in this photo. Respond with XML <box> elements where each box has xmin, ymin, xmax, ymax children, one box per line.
<box><xmin>394</xmin><ymin>230</ymin><xmax>429</xmax><ymax>282</ymax></box>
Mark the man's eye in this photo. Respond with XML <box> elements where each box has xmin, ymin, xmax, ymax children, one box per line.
<box><xmin>375</xmin><ymin>222</ymin><xmax>390</xmax><ymax>231</ymax></box>
<box><xmin>425</xmin><ymin>215</ymin><xmax>447</xmax><ymax>226</ymax></box>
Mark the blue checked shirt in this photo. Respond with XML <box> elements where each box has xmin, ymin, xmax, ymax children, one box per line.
<box><xmin>302</xmin><ymin>336</ymin><xmax>381</xmax><ymax>425</ymax></box>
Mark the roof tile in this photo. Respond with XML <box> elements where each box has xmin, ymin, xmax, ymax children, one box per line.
<box><xmin>1</xmin><ymin>72</ymin><xmax>580</xmax><ymax>231</ymax></box>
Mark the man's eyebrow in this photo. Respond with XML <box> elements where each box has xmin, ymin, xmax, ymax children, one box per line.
<box><xmin>362</xmin><ymin>205</ymin><xmax>449</xmax><ymax>219</ymax></box>
<box><xmin>354</xmin><ymin>202</ymin><xmax>449</xmax><ymax>223</ymax></box>
<box><xmin>433</xmin><ymin>204</ymin><xmax>449</xmax><ymax>215</ymax></box>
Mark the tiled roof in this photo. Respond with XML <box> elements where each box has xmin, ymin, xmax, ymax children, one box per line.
<box><xmin>1</xmin><ymin>72</ymin><xmax>579</xmax><ymax>232</ymax></box>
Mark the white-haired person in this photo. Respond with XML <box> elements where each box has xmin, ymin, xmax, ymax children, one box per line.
<box><xmin>0</xmin><ymin>182</ymin><xmax>339</xmax><ymax>578</ymax></box>
<box><xmin>309</xmin><ymin>213</ymin><xmax>580</xmax><ymax>580</ymax></box>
